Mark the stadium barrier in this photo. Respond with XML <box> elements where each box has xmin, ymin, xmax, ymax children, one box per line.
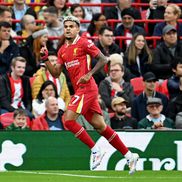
<box><xmin>0</xmin><ymin>130</ymin><xmax>182</xmax><ymax>171</ymax></box>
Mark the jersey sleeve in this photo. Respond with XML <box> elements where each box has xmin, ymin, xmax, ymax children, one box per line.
<box><xmin>83</xmin><ymin>39</ymin><xmax>100</xmax><ymax>58</ymax></box>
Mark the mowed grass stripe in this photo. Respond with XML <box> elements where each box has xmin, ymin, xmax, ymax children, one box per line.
<box><xmin>0</xmin><ymin>170</ymin><xmax>181</xmax><ymax>182</ymax></box>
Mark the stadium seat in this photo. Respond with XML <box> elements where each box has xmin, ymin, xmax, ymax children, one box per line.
<box><xmin>130</xmin><ymin>77</ymin><xmax>144</xmax><ymax>96</ymax></box>
<box><xmin>156</xmin><ymin>80</ymin><xmax>169</xmax><ymax>98</ymax></box>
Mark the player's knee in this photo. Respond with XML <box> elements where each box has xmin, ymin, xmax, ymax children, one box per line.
<box><xmin>94</xmin><ymin>123</ymin><xmax>107</xmax><ymax>133</ymax></box>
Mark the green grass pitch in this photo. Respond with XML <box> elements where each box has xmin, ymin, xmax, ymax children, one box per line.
<box><xmin>0</xmin><ymin>170</ymin><xmax>182</xmax><ymax>182</ymax></box>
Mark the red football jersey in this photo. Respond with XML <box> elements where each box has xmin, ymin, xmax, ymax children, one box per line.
<box><xmin>57</xmin><ymin>35</ymin><xmax>100</xmax><ymax>91</ymax></box>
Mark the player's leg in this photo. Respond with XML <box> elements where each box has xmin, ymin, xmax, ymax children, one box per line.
<box><xmin>64</xmin><ymin>109</ymin><xmax>95</xmax><ymax>149</ymax></box>
<box><xmin>90</xmin><ymin>113</ymin><xmax>139</xmax><ymax>174</ymax></box>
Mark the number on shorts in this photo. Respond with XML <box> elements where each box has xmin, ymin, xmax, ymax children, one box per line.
<box><xmin>72</xmin><ymin>95</ymin><xmax>80</xmax><ymax>104</ymax></box>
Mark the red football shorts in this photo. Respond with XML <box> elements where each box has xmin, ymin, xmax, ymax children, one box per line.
<box><xmin>67</xmin><ymin>88</ymin><xmax>102</xmax><ymax>122</ymax></box>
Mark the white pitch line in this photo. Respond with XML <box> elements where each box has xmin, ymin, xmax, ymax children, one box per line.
<box><xmin>11</xmin><ymin>171</ymin><xmax>182</xmax><ymax>179</ymax></box>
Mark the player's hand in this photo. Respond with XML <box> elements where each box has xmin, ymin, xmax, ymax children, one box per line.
<box><xmin>77</xmin><ymin>72</ymin><xmax>92</xmax><ymax>84</ymax></box>
<box><xmin>40</xmin><ymin>46</ymin><xmax>48</xmax><ymax>62</ymax></box>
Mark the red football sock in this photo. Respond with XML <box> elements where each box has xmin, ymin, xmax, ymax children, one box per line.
<box><xmin>101</xmin><ymin>125</ymin><xmax>129</xmax><ymax>155</ymax></box>
<box><xmin>65</xmin><ymin>120</ymin><xmax>95</xmax><ymax>149</ymax></box>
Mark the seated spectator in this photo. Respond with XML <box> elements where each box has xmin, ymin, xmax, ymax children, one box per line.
<box><xmin>138</xmin><ymin>97</ymin><xmax>174</xmax><ymax>129</ymax></box>
<box><xmin>99</xmin><ymin>60</ymin><xmax>134</xmax><ymax>111</ymax></box>
<box><xmin>32</xmin><ymin>80</ymin><xmax>65</xmax><ymax>118</ymax></box>
<box><xmin>11</xmin><ymin>0</ymin><xmax>37</xmax><ymax>33</ymax></box>
<box><xmin>43</xmin><ymin>6</ymin><xmax>64</xmax><ymax>50</ymax></box>
<box><xmin>124</xmin><ymin>33</ymin><xmax>152</xmax><ymax>78</ymax></box>
<box><xmin>32</xmin><ymin>96</ymin><xmax>65</xmax><ymax>130</ymax></box>
<box><xmin>6</xmin><ymin>109</ymin><xmax>30</xmax><ymax>131</ymax></box>
<box><xmin>69</xmin><ymin>0</ymin><xmax>102</xmax><ymax>21</ymax></box>
<box><xmin>19</xmin><ymin>14</ymin><xmax>37</xmax><ymax>38</ymax></box>
<box><xmin>153</xmin><ymin>4</ymin><xmax>182</xmax><ymax>36</ymax></box>
<box><xmin>93</xmin><ymin>26</ymin><xmax>123</xmax><ymax>85</ymax></box>
<box><xmin>131</xmin><ymin>72</ymin><xmax>169</xmax><ymax>121</ymax></box>
<box><xmin>167</xmin><ymin>57</ymin><xmax>182</xmax><ymax>99</ymax></box>
<box><xmin>109</xmin><ymin>53</ymin><xmax>131</xmax><ymax>82</ymax></box>
<box><xmin>0</xmin><ymin>56</ymin><xmax>33</xmax><ymax>118</ymax></box>
<box><xmin>32</xmin><ymin>51</ymin><xmax>70</xmax><ymax>106</ymax></box>
<box><xmin>151</xmin><ymin>25</ymin><xmax>182</xmax><ymax>79</ymax></box>
<box><xmin>95</xmin><ymin>26</ymin><xmax>122</xmax><ymax>57</ymax></box>
<box><xmin>0</xmin><ymin>5</ymin><xmax>17</xmax><ymax>37</ymax></box>
<box><xmin>110</xmin><ymin>97</ymin><xmax>137</xmax><ymax>129</ymax></box>
<box><xmin>114</xmin><ymin>8</ymin><xmax>146</xmax><ymax>51</ymax></box>
<box><xmin>70</xmin><ymin>3</ymin><xmax>89</xmax><ymax>33</ymax></box>
<box><xmin>38</xmin><ymin>0</ymin><xmax>71</xmax><ymax>20</ymax></box>
<box><xmin>82</xmin><ymin>13</ymin><xmax>107</xmax><ymax>38</ymax></box>
<box><xmin>167</xmin><ymin>77</ymin><xmax>182</xmax><ymax>121</ymax></box>
<box><xmin>104</xmin><ymin>0</ymin><xmax>142</xmax><ymax>29</ymax></box>
<box><xmin>77</xmin><ymin>94</ymin><xmax>110</xmax><ymax>130</ymax></box>
<box><xmin>20</xmin><ymin>27</ymin><xmax>54</xmax><ymax>76</ymax></box>
<box><xmin>0</xmin><ymin>21</ymin><xmax>20</xmax><ymax>75</ymax></box>
<box><xmin>147</xmin><ymin>0</ymin><xmax>167</xmax><ymax>35</ymax></box>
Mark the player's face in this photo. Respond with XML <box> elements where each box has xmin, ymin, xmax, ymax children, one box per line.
<box><xmin>64</xmin><ymin>21</ymin><xmax>80</xmax><ymax>40</ymax></box>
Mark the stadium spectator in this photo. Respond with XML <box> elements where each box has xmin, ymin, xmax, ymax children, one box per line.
<box><xmin>110</xmin><ymin>97</ymin><xmax>137</xmax><ymax>129</ymax></box>
<box><xmin>32</xmin><ymin>80</ymin><xmax>65</xmax><ymax>117</ymax></box>
<box><xmin>39</xmin><ymin>0</ymin><xmax>71</xmax><ymax>20</ymax></box>
<box><xmin>147</xmin><ymin>0</ymin><xmax>167</xmax><ymax>35</ymax></box>
<box><xmin>0</xmin><ymin>22</ymin><xmax>20</xmax><ymax>75</ymax></box>
<box><xmin>11</xmin><ymin>0</ymin><xmax>37</xmax><ymax>33</ymax></box>
<box><xmin>167</xmin><ymin>57</ymin><xmax>182</xmax><ymax>99</ymax></box>
<box><xmin>96</xmin><ymin>26</ymin><xmax>122</xmax><ymax>57</ymax></box>
<box><xmin>19</xmin><ymin>14</ymin><xmax>37</xmax><ymax>37</ymax></box>
<box><xmin>40</xmin><ymin>16</ymin><xmax>139</xmax><ymax>173</ymax></box>
<box><xmin>43</xmin><ymin>6</ymin><xmax>64</xmax><ymax>50</ymax></box>
<box><xmin>99</xmin><ymin>60</ymin><xmax>134</xmax><ymax>111</ymax></box>
<box><xmin>104</xmin><ymin>0</ymin><xmax>142</xmax><ymax>28</ymax></box>
<box><xmin>69</xmin><ymin>0</ymin><xmax>102</xmax><ymax>21</ymax></box>
<box><xmin>151</xmin><ymin>25</ymin><xmax>182</xmax><ymax>79</ymax></box>
<box><xmin>138</xmin><ymin>97</ymin><xmax>174</xmax><ymax>129</ymax></box>
<box><xmin>31</xmin><ymin>51</ymin><xmax>70</xmax><ymax>106</ymax></box>
<box><xmin>93</xmin><ymin>26</ymin><xmax>123</xmax><ymax>85</ymax></box>
<box><xmin>5</xmin><ymin>108</ymin><xmax>30</xmax><ymax>131</ymax></box>
<box><xmin>20</xmin><ymin>27</ymin><xmax>54</xmax><ymax>76</ymax></box>
<box><xmin>114</xmin><ymin>8</ymin><xmax>146</xmax><ymax>52</ymax></box>
<box><xmin>131</xmin><ymin>72</ymin><xmax>169</xmax><ymax>122</ymax></box>
<box><xmin>83</xmin><ymin>13</ymin><xmax>107</xmax><ymax>37</ymax></box>
<box><xmin>0</xmin><ymin>5</ymin><xmax>17</xmax><ymax>37</ymax></box>
<box><xmin>70</xmin><ymin>3</ymin><xmax>89</xmax><ymax>33</ymax></box>
<box><xmin>124</xmin><ymin>33</ymin><xmax>152</xmax><ymax>79</ymax></box>
<box><xmin>153</xmin><ymin>4</ymin><xmax>182</xmax><ymax>36</ymax></box>
<box><xmin>32</xmin><ymin>96</ymin><xmax>65</xmax><ymax>130</ymax></box>
<box><xmin>167</xmin><ymin>77</ymin><xmax>182</xmax><ymax>121</ymax></box>
<box><xmin>0</xmin><ymin>57</ymin><xmax>33</xmax><ymax>118</ymax></box>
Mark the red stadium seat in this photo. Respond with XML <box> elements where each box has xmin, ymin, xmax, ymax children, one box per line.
<box><xmin>130</xmin><ymin>77</ymin><xmax>144</xmax><ymax>95</ymax></box>
<box><xmin>156</xmin><ymin>80</ymin><xmax>169</xmax><ymax>98</ymax></box>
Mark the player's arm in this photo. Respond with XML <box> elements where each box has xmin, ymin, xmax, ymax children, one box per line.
<box><xmin>77</xmin><ymin>51</ymin><xmax>108</xmax><ymax>84</ymax></box>
<box><xmin>90</xmin><ymin>51</ymin><xmax>108</xmax><ymax>76</ymax></box>
<box><xmin>40</xmin><ymin>46</ymin><xmax>62</xmax><ymax>78</ymax></box>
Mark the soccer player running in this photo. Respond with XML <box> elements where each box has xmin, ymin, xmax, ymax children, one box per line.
<box><xmin>40</xmin><ymin>16</ymin><xmax>139</xmax><ymax>174</ymax></box>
